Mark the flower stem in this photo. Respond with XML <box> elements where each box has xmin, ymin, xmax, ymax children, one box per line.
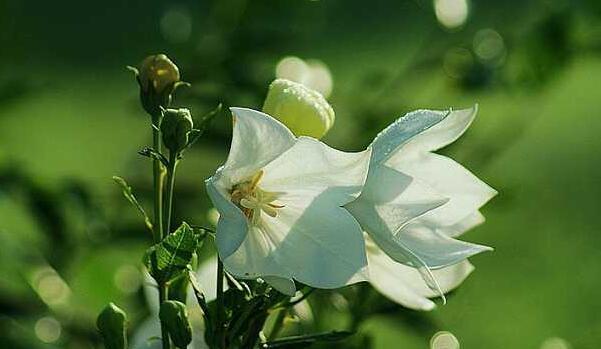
<box><xmin>158</xmin><ymin>283</ymin><xmax>171</xmax><ymax>349</ymax></box>
<box><xmin>216</xmin><ymin>258</ymin><xmax>225</xmax><ymax>348</ymax></box>
<box><xmin>164</xmin><ymin>152</ymin><xmax>178</xmax><ymax>235</ymax></box>
<box><xmin>152</xmin><ymin>119</ymin><xmax>164</xmax><ymax>242</ymax></box>
<box><xmin>151</xmin><ymin>115</ymin><xmax>170</xmax><ymax>349</ymax></box>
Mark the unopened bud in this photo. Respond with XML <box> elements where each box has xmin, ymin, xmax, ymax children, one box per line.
<box><xmin>262</xmin><ymin>79</ymin><xmax>335</xmax><ymax>139</ymax></box>
<box><xmin>159</xmin><ymin>300</ymin><xmax>192</xmax><ymax>349</ymax></box>
<box><xmin>161</xmin><ymin>108</ymin><xmax>194</xmax><ymax>154</ymax></box>
<box><xmin>134</xmin><ymin>54</ymin><xmax>182</xmax><ymax>117</ymax></box>
<box><xmin>139</xmin><ymin>54</ymin><xmax>180</xmax><ymax>94</ymax></box>
<box><xmin>96</xmin><ymin>303</ymin><xmax>127</xmax><ymax>349</ymax></box>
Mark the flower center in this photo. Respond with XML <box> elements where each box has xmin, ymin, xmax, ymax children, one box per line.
<box><xmin>230</xmin><ymin>170</ymin><xmax>284</xmax><ymax>224</ymax></box>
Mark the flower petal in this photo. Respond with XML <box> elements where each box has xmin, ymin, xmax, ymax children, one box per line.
<box><xmin>369</xmin><ymin>109</ymin><xmax>449</xmax><ymax>167</ymax></box>
<box><xmin>345</xmin><ymin>164</ymin><xmax>449</xmax><ymax>236</ymax></box>
<box><xmin>367</xmin><ymin>240</ymin><xmax>474</xmax><ymax>310</ymax></box>
<box><xmin>386</xmin><ymin>152</ymin><xmax>497</xmax><ymax>227</ymax></box>
<box><xmin>395</xmin><ymin>219</ymin><xmax>492</xmax><ymax>269</ymax></box>
<box><xmin>261</xmin><ymin>137</ymin><xmax>372</xmax><ymax>204</ymax></box>
<box><xmin>347</xmin><ymin>166</ymin><xmax>491</xmax><ymax>269</ymax></box>
<box><xmin>264</xmin><ymin>276</ymin><xmax>297</xmax><ymax>296</ymax></box>
<box><xmin>206</xmin><ymin>176</ymin><xmax>249</xmax><ymax>258</ymax></box>
<box><xmin>224</xmin><ymin>137</ymin><xmax>371</xmax><ymax>288</ymax></box>
<box><xmin>195</xmin><ymin>255</ymin><xmax>228</xmax><ymax>302</ymax></box>
<box><xmin>224</xmin><ymin>195</ymin><xmax>368</xmax><ymax>288</ymax></box>
<box><xmin>220</xmin><ymin>107</ymin><xmax>295</xmax><ymax>185</ymax></box>
<box><xmin>402</xmin><ymin>105</ymin><xmax>478</xmax><ymax>153</ymax></box>
<box><xmin>436</xmin><ymin>210</ymin><xmax>485</xmax><ymax>238</ymax></box>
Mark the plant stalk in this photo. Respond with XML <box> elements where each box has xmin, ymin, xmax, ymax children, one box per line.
<box><xmin>158</xmin><ymin>283</ymin><xmax>171</xmax><ymax>349</ymax></box>
<box><xmin>152</xmin><ymin>115</ymin><xmax>170</xmax><ymax>349</ymax></box>
<box><xmin>152</xmin><ymin>119</ymin><xmax>164</xmax><ymax>242</ymax></box>
<box><xmin>164</xmin><ymin>152</ymin><xmax>178</xmax><ymax>235</ymax></box>
<box><xmin>216</xmin><ymin>258</ymin><xmax>225</xmax><ymax>348</ymax></box>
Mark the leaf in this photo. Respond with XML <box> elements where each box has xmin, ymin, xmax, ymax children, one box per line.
<box><xmin>184</xmin><ymin>103</ymin><xmax>223</xmax><ymax>150</ymax></box>
<box><xmin>144</xmin><ymin>222</ymin><xmax>201</xmax><ymax>282</ymax></box>
<box><xmin>112</xmin><ymin>176</ymin><xmax>153</xmax><ymax>233</ymax></box>
<box><xmin>260</xmin><ymin>331</ymin><xmax>354</xmax><ymax>348</ymax></box>
<box><xmin>138</xmin><ymin>147</ymin><xmax>169</xmax><ymax>167</ymax></box>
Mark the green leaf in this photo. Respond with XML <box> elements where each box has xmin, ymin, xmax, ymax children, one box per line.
<box><xmin>260</xmin><ymin>331</ymin><xmax>354</xmax><ymax>348</ymax></box>
<box><xmin>138</xmin><ymin>147</ymin><xmax>169</xmax><ymax>167</ymax></box>
<box><xmin>112</xmin><ymin>176</ymin><xmax>152</xmax><ymax>233</ymax></box>
<box><xmin>144</xmin><ymin>222</ymin><xmax>201</xmax><ymax>282</ymax></box>
<box><xmin>184</xmin><ymin>103</ymin><xmax>223</xmax><ymax>150</ymax></box>
<box><xmin>96</xmin><ymin>303</ymin><xmax>128</xmax><ymax>349</ymax></box>
<box><xmin>159</xmin><ymin>300</ymin><xmax>192</xmax><ymax>349</ymax></box>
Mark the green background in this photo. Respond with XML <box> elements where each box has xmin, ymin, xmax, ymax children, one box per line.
<box><xmin>1</xmin><ymin>0</ymin><xmax>601</xmax><ymax>348</ymax></box>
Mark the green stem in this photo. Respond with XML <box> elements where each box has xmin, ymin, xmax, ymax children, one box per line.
<box><xmin>268</xmin><ymin>308</ymin><xmax>288</xmax><ymax>340</ymax></box>
<box><xmin>163</xmin><ymin>152</ymin><xmax>178</xmax><ymax>235</ymax></box>
<box><xmin>152</xmin><ymin>120</ymin><xmax>164</xmax><ymax>242</ymax></box>
<box><xmin>151</xmin><ymin>115</ymin><xmax>170</xmax><ymax>349</ymax></box>
<box><xmin>158</xmin><ymin>283</ymin><xmax>171</xmax><ymax>349</ymax></box>
<box><xmin>216</xmin><ymin>258</ymin><xmax>225</xmax><ymax>348</ymax></box>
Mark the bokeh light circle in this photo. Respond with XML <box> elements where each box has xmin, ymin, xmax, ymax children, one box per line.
<box><xmin>430</xmin><ymin>331</ymin><xmax>460</xmax><ymax>349</ymax></box>
<box><xmin>434</xmin><ymin>0</ymin><xmax>469</xmax><ymax>29</ymax></box>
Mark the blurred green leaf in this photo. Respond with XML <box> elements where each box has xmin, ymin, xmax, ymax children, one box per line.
<box><xmin>261</xmin><ymin>330</ymin><xmax>354</xmax><ymax>348</ymax></box>
<box><xmin>112</xmin><ymin>176</ymin><xmax>152</xmax><ymax>233</ymax></box>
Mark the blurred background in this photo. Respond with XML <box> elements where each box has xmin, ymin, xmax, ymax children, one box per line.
<box><xmin>1</xmin><ymin>0</ymin><xmax>601</xmax><ymax>348</ymax></box>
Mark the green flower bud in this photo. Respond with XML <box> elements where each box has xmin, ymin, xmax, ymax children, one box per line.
<box><xmin>161</xmin><ymin>108</ymin><xmax>194</xmax><ymax>154</ymax></box>
<box><xmin>262</xmin><ymin>78</ymin><xmax>335</xmax><ymax>139</ymax></box>
<box><xmin>159</xmin><ymin>300</ymin><xmax>192</xmax><ymax>349</ymax></box>
<box><xmin>135</xmin><ymin>54</ymin><xmax>181</xmax><ymax>117</ymax></box>
<box><xmin>139</xmin><ymin>54</ymin><xmax>180</xmax><ymax>94</ymax></box>
<box><xmin>96</xmin><ymin>303</ymin><xmax>127</xmax><ymax>349</ymax></box>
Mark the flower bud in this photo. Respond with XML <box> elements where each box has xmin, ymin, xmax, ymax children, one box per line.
<box><xmin>161</xmin><ymin>108</ymin><xmax>194</xmax><ymax>154</ymax></box>
<box><xmin>262</xmin><ymin>78</ymin><xmax>335</xmax><ymax>139</ymax></box>
<box><xmin>159</xmin><ymin>300</ymin><xmax>192</xmax><ymax>349</ymax></box>
<box><xmin>96</xmin><ymin>303</ymin><xmax>127</xmax><ymax>349</ymax></box>
<box><xmin>136</xmin><ymin>54</ymin><xmax>181</xmax><ymax>117</ymax></box>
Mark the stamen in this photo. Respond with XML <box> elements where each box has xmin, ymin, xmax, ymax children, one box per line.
<box><xmin>230</xmin><ymin>170</ymin><xmax>284</xmax><ymax>224</ymax></box>
<box><xmin>250</xmin><ymin>170</ymin><xmax>264</xmax><ymax>190</ymax></box>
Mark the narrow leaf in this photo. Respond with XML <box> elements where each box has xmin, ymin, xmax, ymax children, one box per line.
<box><xmin>261</xmin><ymin>331</ymin><xmax>354</xmax><ymax>348</ymax></box>
<box><xmin>112</xmin><ymin>176</ymin><xmax>152</xmax><ymax>233</ymax></box>
<box><xmin>185</xmin><ymin>103</ymin><xmax>223</xmax><ymax>150</ymax></box>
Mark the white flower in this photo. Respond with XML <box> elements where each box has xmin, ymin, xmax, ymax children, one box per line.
<box><xmin>346</xmin><ymin>105</ymin><xmax>496</xmax><ymax>302</ymax></box>
<box><xmin>206</xmin><ymin>107</ymin><xmax>372</xmax><ymax>291</ymax></box>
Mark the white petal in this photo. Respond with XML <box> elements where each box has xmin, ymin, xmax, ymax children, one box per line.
<box><xmin>224</xmin><ymin>195</ymin><xmax>368</xmax><ymax>288</ymax></box>
<box><xmin>347</xmin><ymin>165</ymin><xmax>491</xmax><ymax>269</ymax></box>
<box><xmin>386</xmin><ymin>152</ymin><xmax>497</xmax><ymax>227</ymax></box>
<box><xmin>195</xmin><ymin>255</ymin><xmax>228</xmax><ymax>302</ymax></box>
<box><xmin>220</xmin><ymin>107</ymin><xmax>295</xmax><ymax>185</ymax></box>
<box><xmin>402</xmin><ymin>105</ymin><xmax>478</xmax><ymax>153</ymax></box>
<box><xmin>131</xmin><ymin>317</ymin><xmax>161</xmax><ymax>349</ymax></box>
<box><xmin>367</xmin><ymin>243</ymin><xmax>474</xmax><ymax>310</ymax></box>
<box><xmin>394</xmin><ymin>219</ymin><xmax>491</xmax><ymax>269</ymax></box>
<box><xmin>261</xmin><ymin>137</ymin><xmax>372</xmax><ymax>203</ymax></box>
<box><xmin>264</xmin><ymin>276</ymin><xmax>297</xmax><ymax>296</ymax></box>
<box><xmin>346</xmin><ymin>164</ymin><xmax>448</xmax><ymax>237</ymax></box>
<box><xmin>206</xmin><ymin>177</ymin><xmax>249</xmax><ymax>258</ymax></box>
<box><xmin>369</xmin><ymin>109</ymin><xmax>449</xmax><ymax>167</ymax></box>
<box><xmin>436</xmin><ymin>210</ymin><xmax>485</xmax><ymax>238</ymax></box>
<box><xmin>224</xmin><ymin>137</ymin><xmax>371</xmax><ymax>288</ymax></box>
